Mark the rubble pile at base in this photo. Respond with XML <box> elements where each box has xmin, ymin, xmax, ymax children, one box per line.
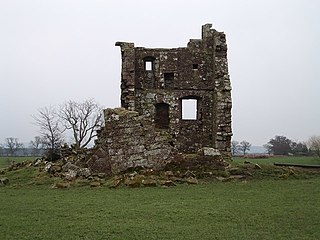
<box><xmin>0</xmin><ymin>144</ymin><xmax>238</xmax><ymax>188</ymax></box>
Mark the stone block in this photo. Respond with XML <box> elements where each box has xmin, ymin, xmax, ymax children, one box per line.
<box><xmin>0</xmin><ymin>177</ymin><xmax>9</xmax><ymax>185</ymax></box>
<box><xmin>198</xmin><ymin>147</ymin><xmax>221</xmax><ymax>156</ymax></box>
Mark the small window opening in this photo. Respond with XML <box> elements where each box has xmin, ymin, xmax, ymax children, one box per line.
<box><xmin>145</xmin><ymin>61</ymin><xmax>153</xmax><ymax>71</ymax></box>
<box><xmin>192</xmin><ymin>64</ymin><xmax>198</xmax><ymax>70</ymax></box>
<box><xmin>164</xmin><ymin>73</ymin><xmax>174</xmax><ymax>81</ymax></box>
<box><xmin>144</xmin><ymin>56</ymin><xmax>155</xmax><ymax>71</ymax></box>
<box><xmin>164</xmin><ymin>72</ymin><xmax>174</xmax><ymax>89</ymax></box>
<box><xmin>182</xmin><ymin>99</ymin><xmax>197</xmax><ymax>120</ymax></box>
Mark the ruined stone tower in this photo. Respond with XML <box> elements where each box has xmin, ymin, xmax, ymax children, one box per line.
<box><xmin>115</xmin><ymin>24</ymin><xmax>232</xmax><ymax>153</ymax></box>
<box><xmin>94</xmin><ymin>24</ymin><xmax>232</xmax><ymax>173</ymax></box>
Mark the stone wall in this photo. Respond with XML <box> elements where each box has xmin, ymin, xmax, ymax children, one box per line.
<box><xmin>95</xmin><ymin>24</ymin><xmax>232</xmax><ymax>174</ymax></box>
<box><xmin>115</xmin><ymin>24</ymin><xmax>232</xmax><ymax>155</ymax></box>
<box><xmin>96</xmin><ymin>108</ymin><xmax>175</xmax><ymax>174</ymax></box>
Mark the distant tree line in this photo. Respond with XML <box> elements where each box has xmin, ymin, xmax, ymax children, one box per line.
<box><xmin>264</xmin><ymin>135</ymin><xmax>311</xmax><ymax>156</ymax></box>
<box><xmin>232</xmin><ymin>135</ymin><xmax>320</xmax><ymax>157</ymax></box>
<box><xmin>231</xmin><ymin>140</ymin><xmax>252</xmax><ymax>156</ymax></box>
<box><xmin>0</xmin><ymin>137</ymin><xmax>46</xmax><ymax>157</ymax></box>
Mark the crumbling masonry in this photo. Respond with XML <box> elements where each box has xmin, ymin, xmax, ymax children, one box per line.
<box><xmin>95</xmin><ymin>24</ymin><xmax>232</xmax><ymax>174</ymax></box>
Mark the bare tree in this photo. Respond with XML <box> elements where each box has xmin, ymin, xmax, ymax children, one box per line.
<box><xmin>231</xmin><ymin>140</ymin><xmax>239</xmax><ymax>156</ymax></box>
<box><xmin>307</xmin><ymin>135</ymin><xmax>320</xmax><ymax>157</ymax></box>
<box><xmin>5</xmin><ymin>138</ymin><xmax>15</xmax><ymax>156</ymax></box>
<box><xmin>29</xmin><ymin>136</ymin><xmax>45</xmax><ymax>157</ymax></box>
<box><xmin>263</xmin><ymin>143</ymin><xmax>273</xmax><ymax>155</ymax></box>
<box><xmin>33</xmin><ymin>106</ymin><xmax>63</xmax><ymax>159</ymax></box>
<box><xmin>21</xmin><ymin>144</ymin><xmax>29</xmax><ymax>156</ymax></box>
<box><xmin>5</xmin><ymin>137</ymin><xmax>23</xmax><ymax>156</ymax></box>
<box><xmin>238</xmin><ymin>140</ymin><xmax>251</xmax><ymax>156</ymax></box>
<box><xmin>59</xmin><ymin>99</ymin><xmax>103</xmax><ymax>149</ymax></box>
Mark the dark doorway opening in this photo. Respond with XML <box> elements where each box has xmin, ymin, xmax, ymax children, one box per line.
<box><xmin>155</xmin><ymin>103</ymin><xmax>169</xmax><ymax>129</ymax></box>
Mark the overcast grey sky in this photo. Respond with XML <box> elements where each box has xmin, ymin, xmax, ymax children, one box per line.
<box><xmin>0</xmin><ymin>0</ymin><xmax>319</xmax><ymax>146</ymax></box>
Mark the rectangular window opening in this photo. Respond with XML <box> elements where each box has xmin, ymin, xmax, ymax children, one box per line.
<box><xmin>182</xmin><ymin>99</ymin><xmax>197</xmax><ymax>120</ymax></box>
<box><xmin>164</xmin><ymin>73</ymin><xmax>174</xmax><ymax>81</ymax></box>
<box><xmin>164</xmin><ymin>72</ymin><xmax>174</xmax><ymax>89</ymax></box>
<box><xmin>192</xmin><ymin>64</ymin><xmax>198</xmax><ymax>70</ymax></box>
<box><xmin>145</xmin><ymin>61</ymin><xmax>153</xmax><ymax>71</ymax></box>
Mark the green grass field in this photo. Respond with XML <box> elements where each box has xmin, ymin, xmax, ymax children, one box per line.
<box><xmin>0</xmin><ymin>156</ymin><xmax>37</xmax><ymax>169</ymax></box>
<box><xmin>1</xmin><ymin>179</ymin><xmax>320</xmax><ymax>239</ymax></box>
<box><xmin>1</xmin><ymin>156</ymin><xmax>320</xmax><ymax>239</ymax></box>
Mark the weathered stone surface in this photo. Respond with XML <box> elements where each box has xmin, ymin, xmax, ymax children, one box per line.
<box><xmin>160</xmin><ymin>180</ymin><xmax>176</xmax><ymax>187</ymax></box>
<box><xmin>216</xmin><ymin>175</ymin><xmax>246</xmax><ymax>182</ymax></box>
<box><xmin>95</xmin><ymin>108</ymin><xmax>176</xmax><ymax>174</ymax></box>
<box><xmin>125</xmin><ymin>178</ymin><xmax>141</xmax><ymax>188</ymax></box>
<box><xmin>103</xmin><ymin>168</ymin><xmax>203</xmax><ymax>188</ymax></box>
<box><xmin>78</xmin><ymin>168</ymin><xmax>91</xmax><ymax>178</ymax></box>
<box><xmin>164</xmin><ymin>171</ymin><xmax>174</xmax><ymax>177</ymax></box>
<box><xmin>94</xmin><ymin>24</ymin><xmax>232</xmax><ymax>174</ymax></box>
<box><xmin>90</xmin><ymin>181</ymin><xmax>101</xmax><ymax>187</ymax></box>
<box><xmin>62</xmin><ymin>162</ymin><xmax>79</xmax><ymax>172</ymax></box>
<box><xmin>65</xmin><ymin>170</ymin><xmax>77</xmax><ymax>181</ymax></box>
<box><xmin>228</xmin><ymin>168</ymin><xmax>242</xmax><ymax>175</ymax></box>
<box><xmin>87</xmin><ymin>157</ymin><xmax>112</xmax><ymax>175</ymax></box>
<box><xmin>186</xmin><ymin>177</ymin><xmax>198</xmax><ymax>185</ymax></box>
<box><xmin>184</xmin><ymin>170</ymin><xmax>196</xmax><ymax>178</ymax></box>
<box><xmin>229</xmin><ymin>175</ymin><xmax>246</xmax><ymax>180</ymax></box>
<box><xmin>165</xmin><ymin>154</ymin><xmax>228</xmax><ymax>172</ymax></box>
<box><xmin>0</xmin><ymin>177</ymin><xmax>9</xmax><ymax>185</ymax></box>
<box><xmin>114</xmin><ymin>24</ymin><xmax>232</xmax><ymax>154</ymax></box>
<box><xmin>50</xmin><ymin>164</ymin><xmax>62</xmax><ymax>173</ymax></box>
<box><xmin>170</xmin><ymin>177</ymin><xmax>185</xmax><ymax>184</ymax></box>
<box><xmin>142</xmin><ymin>179</ymin><xmax>157</xmax><ymax>187</ymax></box>
<box><xmin>109</xmin><ymin>179</ymin><xmax>123</xmax><ymax>188</ymax></box>
<box><xmin>44</xmin><ymin>162</ymin><xmax>52</xmax><ymax>172</ymax></box>
<box><xmin>216</xmin><ymin>176</ymin><xmax>227</xmax><ymax>182</ymax></box>
<box><xmin>34</xmin><ymin>159</ymin><xmax>42</xmax><ymax>167</ymax></box>
<box><xmin>198</xmin><ymin>147</ymin><xmax>221</xmax><ymax>156</ymax></box>
<box><xmin>254</xmin><ymin>163</ymin><xmax>262</xmax><ymax>169</ymax></box>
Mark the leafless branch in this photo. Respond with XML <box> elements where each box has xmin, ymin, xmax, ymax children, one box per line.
<box><xmin>59</xmin><ymin>99</ymin><xmax>103</xmax><ymax>149</ymax></box>
<box><xmin>32</xmin><ymin>106</ymin><xmax>63</xmax><ymax>152</ymax></box>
